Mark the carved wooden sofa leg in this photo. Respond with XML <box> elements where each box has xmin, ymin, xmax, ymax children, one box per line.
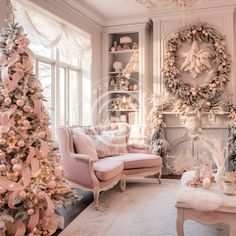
<box><xmin>93</xmin><ymin>189</ymin><xmax>100</xmax><ymax>210</ymax></box>
<box><xmin>120</xmin><ymin>175</ymin><xmax>126</xmax><ymax>192</ymax></box>
<box><xmin>157</xmin><ymin>170</ymin><xmax>162</xmax><ymax>184</ymax></box>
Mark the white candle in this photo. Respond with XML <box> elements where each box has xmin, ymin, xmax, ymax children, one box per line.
<box><xmin>202</xmin><ymin>177</ymin><xmax>211</xmax><ymax>189</ymax></box>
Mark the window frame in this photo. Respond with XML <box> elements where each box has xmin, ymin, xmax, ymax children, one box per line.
<box><xmin>33</xmin><ymin>47</ymin><xmax>82</xmax><ymax>132</ymax></box>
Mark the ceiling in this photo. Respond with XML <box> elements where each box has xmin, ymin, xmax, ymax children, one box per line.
<box><xmin>81</xmin><ymin>0</ymin><xmax>149</xmax><ymax>19</ymax></box>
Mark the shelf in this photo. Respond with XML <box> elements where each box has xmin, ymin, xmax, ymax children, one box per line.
<box><xmin>109</xmin><ymin>109</ymin><xmax>139</xmax><ymax>112</ymax></box>
<box><xmin>108</xmin><ymin>72</ymin><xmax>123</xmax><ymax>74</ymax></box>
<box><xmin>108</xmin><ymin>90</ymin><xmax>139</xmax><ymax>94</ymax></box>
<box><xmin>108</xmin><ymin>49</ymin><xmax>138</xmax><ymax>55</ymax></box>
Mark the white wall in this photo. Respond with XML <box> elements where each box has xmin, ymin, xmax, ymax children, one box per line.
<box><xmin>0</xmin><ymin>0</ymin><xmax>8</xmax><ymax>29</ymax></box>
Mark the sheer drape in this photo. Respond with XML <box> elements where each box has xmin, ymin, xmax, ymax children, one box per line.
<box><xmin>12</xmin><ymin>0</ymin><xmax>91</xmax><ymax>59</ymax></box>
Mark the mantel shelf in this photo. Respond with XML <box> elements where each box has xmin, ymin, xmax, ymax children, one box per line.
<box><xmin>162</xmin><ymin>111</ymin><xmax>230</xmax><ymax>115</ymax></box>
<box><xmin>108</xmin><ymin>49</ymin><xmax>138</xmax><ymax>55</ymax></box>
<box><xmin>109</xmin><ymin>109</ymin><xmax>139</xmax><ymax>112</ymax></box>
<box><xmin>108</xmin><ymin>90</ymin><xmax>139</xmax><ymax>94</ymax></box>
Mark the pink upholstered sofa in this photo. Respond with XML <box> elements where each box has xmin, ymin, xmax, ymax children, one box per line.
<box><xmin>56</xmin><ymin>123</ymin><xmax>162</xmax><ymax>209</ymax></box>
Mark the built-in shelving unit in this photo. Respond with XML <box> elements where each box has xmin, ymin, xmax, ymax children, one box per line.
<box><xmin>100</xmin><ymin>22</ymin><xmax>152</xmax><ymax>143</ymax></box>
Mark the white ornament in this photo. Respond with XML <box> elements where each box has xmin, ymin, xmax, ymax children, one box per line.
<box><xmin>4</xmin><ymin>97</ymin><xmax>12</xmax><ymax>105</ymax></box>
<box><xmin>113</xmin><ymin>61</ymin><xmax>124</xmax><ymax>72</ymax></box>
<box><xmin>17</xmin><ymin>140</ymin><xmax>25</xmax><ymax>147</ymax></box>
<box><xmin>16</xmin><ymin>99</ymin><xmax>25</xmax><ymax>107</ymax></box>
<box><xmin>11</xmin><ymin>158</ymin><xmax>18</xmax><ymax>165</ymax></box>
<box><xmin>0</xmin><ymin>164</ymin><xmax>7</xmax><ymax>171</ymax></box>
<box><xmin>12</xmin><ymin>163</ymin><xmax>22</xmax><ymax>172</ymax></box>
<box><xmin>181</xmin><ymin>41</ymin><xmax>211</xmax><ymax>78</ymax></box>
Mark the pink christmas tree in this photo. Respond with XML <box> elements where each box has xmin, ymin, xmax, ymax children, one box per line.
<box><xmin>0</xmin><ymin>15</ymin><xmax>77</xmax><ymax>236</ymax></box>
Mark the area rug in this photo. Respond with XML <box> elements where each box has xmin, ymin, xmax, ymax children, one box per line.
<box><xmin>59</xmin><ymin>178</ymin><xmax>229</xmax><ymax>236</ymax></box>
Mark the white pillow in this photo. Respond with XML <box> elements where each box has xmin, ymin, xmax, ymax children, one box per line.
<box><xmin>90</xmin><ymin>135</ymin><xmax>120</xmax><ymax>158</ymax></box>
<box><xmin>102</xmin><ymin>130</ymin><xmax>128</xmax><ymax>154</ymax></box>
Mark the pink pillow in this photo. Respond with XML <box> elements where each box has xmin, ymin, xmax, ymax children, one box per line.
<box><xmin>72</xmin><ymin>131</ymin><xmax>98</xmax><ymax>161</ymax></box>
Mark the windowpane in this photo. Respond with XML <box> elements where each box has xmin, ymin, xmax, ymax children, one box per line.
<box><xmin>58</xmin><ymin>68</ymin><xmax>66</xmax><ymax>125</ymax></box>
<box><xmin>38</xmin><ymin>62</ymin><xmax>52</xmax><ymax>117</ymax></box>
<box><xmin>60</xmin><ymin>53</ymin><xmax>79</xmax><ymax>67</ymax></box>
<box><xmin>68</xmin><ymin>70</ymin><xmax>80</xmax><ymax>126</ymax></box>
<box><xmin>30</xmin><ymin>42</ymin><xmax>52</xmax><ymax>58</ymax></box>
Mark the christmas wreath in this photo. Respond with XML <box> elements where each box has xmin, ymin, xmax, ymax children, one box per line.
<box><xmin>164</xmin><ymin>23</ymin><xmax>231</xmax><ymax>107</ymax></box>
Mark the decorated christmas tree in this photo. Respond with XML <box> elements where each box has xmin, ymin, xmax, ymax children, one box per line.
<box><xmin>0</xmin><ymin>8</ymin><xmax>77</xmax><ymax>236</ymax></box>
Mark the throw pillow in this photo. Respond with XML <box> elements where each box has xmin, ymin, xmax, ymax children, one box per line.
<box><xmin>102</xmin><ymin>130</ymin><xmax>128</xmax><ymax>154</ymax></box>
<box><xmin>72</xmin><ymin>131</ymin><xmax>98</xmax><ymax>161</ymax></box>
<box><xmin>90</xmin><ymin>135</ymin><xmax>119</xmax><ymax>158</ymax></box>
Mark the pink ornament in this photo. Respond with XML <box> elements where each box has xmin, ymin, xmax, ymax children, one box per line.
<box><xmin>27</xmin><ymin>208</ymin><xmax>34</xmax><ymax>215</ymax></box>
<box><xmin>4</xmin><ymin>97</ymin><xmax>12</xmax><ymax>105</ymax></box>
<box><xmin>12</xmin><ymin>163</ymin><xmax>22</xmax><ymax>172</ymax></box>
<box><xmin>38</xmin><ymin>131</ymin><xmax>45</xmax><ymax>139</ymax></box>
<box><xmin>8</xmin><ymin>130</ymin><xmax>15</xmax><ymax>137</ymax></box>
<box><xmin>11</xmin><ymin>158</ymin><xmax>18</xmax><ymax>165</ymax></box>
<box><xmin>21</xmin><ymin>116</ymin><xmax>27</xmax><ymax>121</ymax></box>
<box><xmin>0</xmin><ymin>139</ymin><xmax>6</xmax><ymax>145</ymax></box>
<box><xmin>19</xmin><ymin>190</ymin><xmax>27</xmax><ymax>199</ymax></box>
<box><xmin>0</xmin><ymin>186</ymin><xmax>7</xmax><ymax>194</ymax></box>
<box><xmin>37</xmin><ymin>191</ymin><xmax>45</xmax><ymax>199</ymax></box>
<box><xmin>0</xmin><ymin>152</ymin><xmax>6</xmax><ymax>159</ymax></box>
<box><xmin>16</xmin><ymin>99</ymin><xmax>25</xmax><ymax>107</ymax></box>
<box><xmin>22</xmin><ymin>120</ymin><xmax>30</xmax><ymax>127</ymax></box>
<box><xmin>23</xmin><ymin>104</ymin><xmax>31</xmax><ymax>112</ymax></box>
<box><xmin>0</xmin><ymin>164</ymin><xmax>7</xmax><ymax>171</ymax></box>
<box><xmin>54</xmin><ymin>168</ymin><xmax>62</xmax><ymax>179</ymax></box>
<box><xmin>17</xmin><ymin>140</ymin><xmax>25</xmax><ymax>147</ymax></box>
<box><xmin>48</xmin><ymin>180</ymin><xmax>56</xmax><ymax>189</ymax></box>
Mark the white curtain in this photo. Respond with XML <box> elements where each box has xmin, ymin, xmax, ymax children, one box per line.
<box><xmin>12</xmin><ymin>0</ymin><xmax>91</xmax><ymax>59</ymax></box>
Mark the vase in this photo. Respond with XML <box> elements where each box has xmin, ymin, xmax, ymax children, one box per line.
<box><xmin>215</xmin><ymin>167</ymin><xmax>225</xmax><ymax>190</ymax></box>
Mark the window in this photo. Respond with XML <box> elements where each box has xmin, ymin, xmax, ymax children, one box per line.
<box><xmin>12</xmin><ymin>0</ymin><xmax>92</xmax><ymax>132</ymax></box>
<box><xmin>32</xmin><ymin>42</ymin><xmax>91</xmax><ymax>132</ymax></box>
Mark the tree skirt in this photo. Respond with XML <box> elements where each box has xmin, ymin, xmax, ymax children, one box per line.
<box><xmin>59</xmin><ymin>179</ymin><xmax>228</xmax><ymax>236</ymax></box>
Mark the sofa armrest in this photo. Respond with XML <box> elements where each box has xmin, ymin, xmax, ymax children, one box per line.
<box><xmin>71</xmin><ymin>153</ymin><xmax>93</xmax><ymax>163</ymax></box>
<box><xmin>127</xmin><ymin>144</ymin><xmax>151</xmax><ymax>154</ymax></box>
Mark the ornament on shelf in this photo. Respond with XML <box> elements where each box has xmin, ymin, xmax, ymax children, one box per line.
<box><xmin>110</xmin><ymin>41</ymin><xmax>118</xmax><ymax>52</ymax></box>
<box><xmin>113</xmin><ymin>61</ymin><xmax>124</xmax><ymax>72</ymax></box>
<box><xmin>120</xmin><ymin>36</ymin><xmax>132</xmax><ymax>50</ymax></box>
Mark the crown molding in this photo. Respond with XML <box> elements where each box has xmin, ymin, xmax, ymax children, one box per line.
<box><xmin>103</xmin><ymin>14</ymin><xmax>150</xmax><ymax>28</ymax></box>
<box><xmin>148</xmin><ymin>0</ymin><xmax>236</xmax><ymax>16</ymax></box>
<box><xmin>63</xmin><ymin>0</ymin><xmax>105</xmax><ymax>27</ymax></box>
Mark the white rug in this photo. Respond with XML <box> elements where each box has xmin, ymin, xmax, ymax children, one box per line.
<box><xmin>59</xmin><ymin>178</ymin><xmax>229</xmax><ymax>236</ymax></box>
